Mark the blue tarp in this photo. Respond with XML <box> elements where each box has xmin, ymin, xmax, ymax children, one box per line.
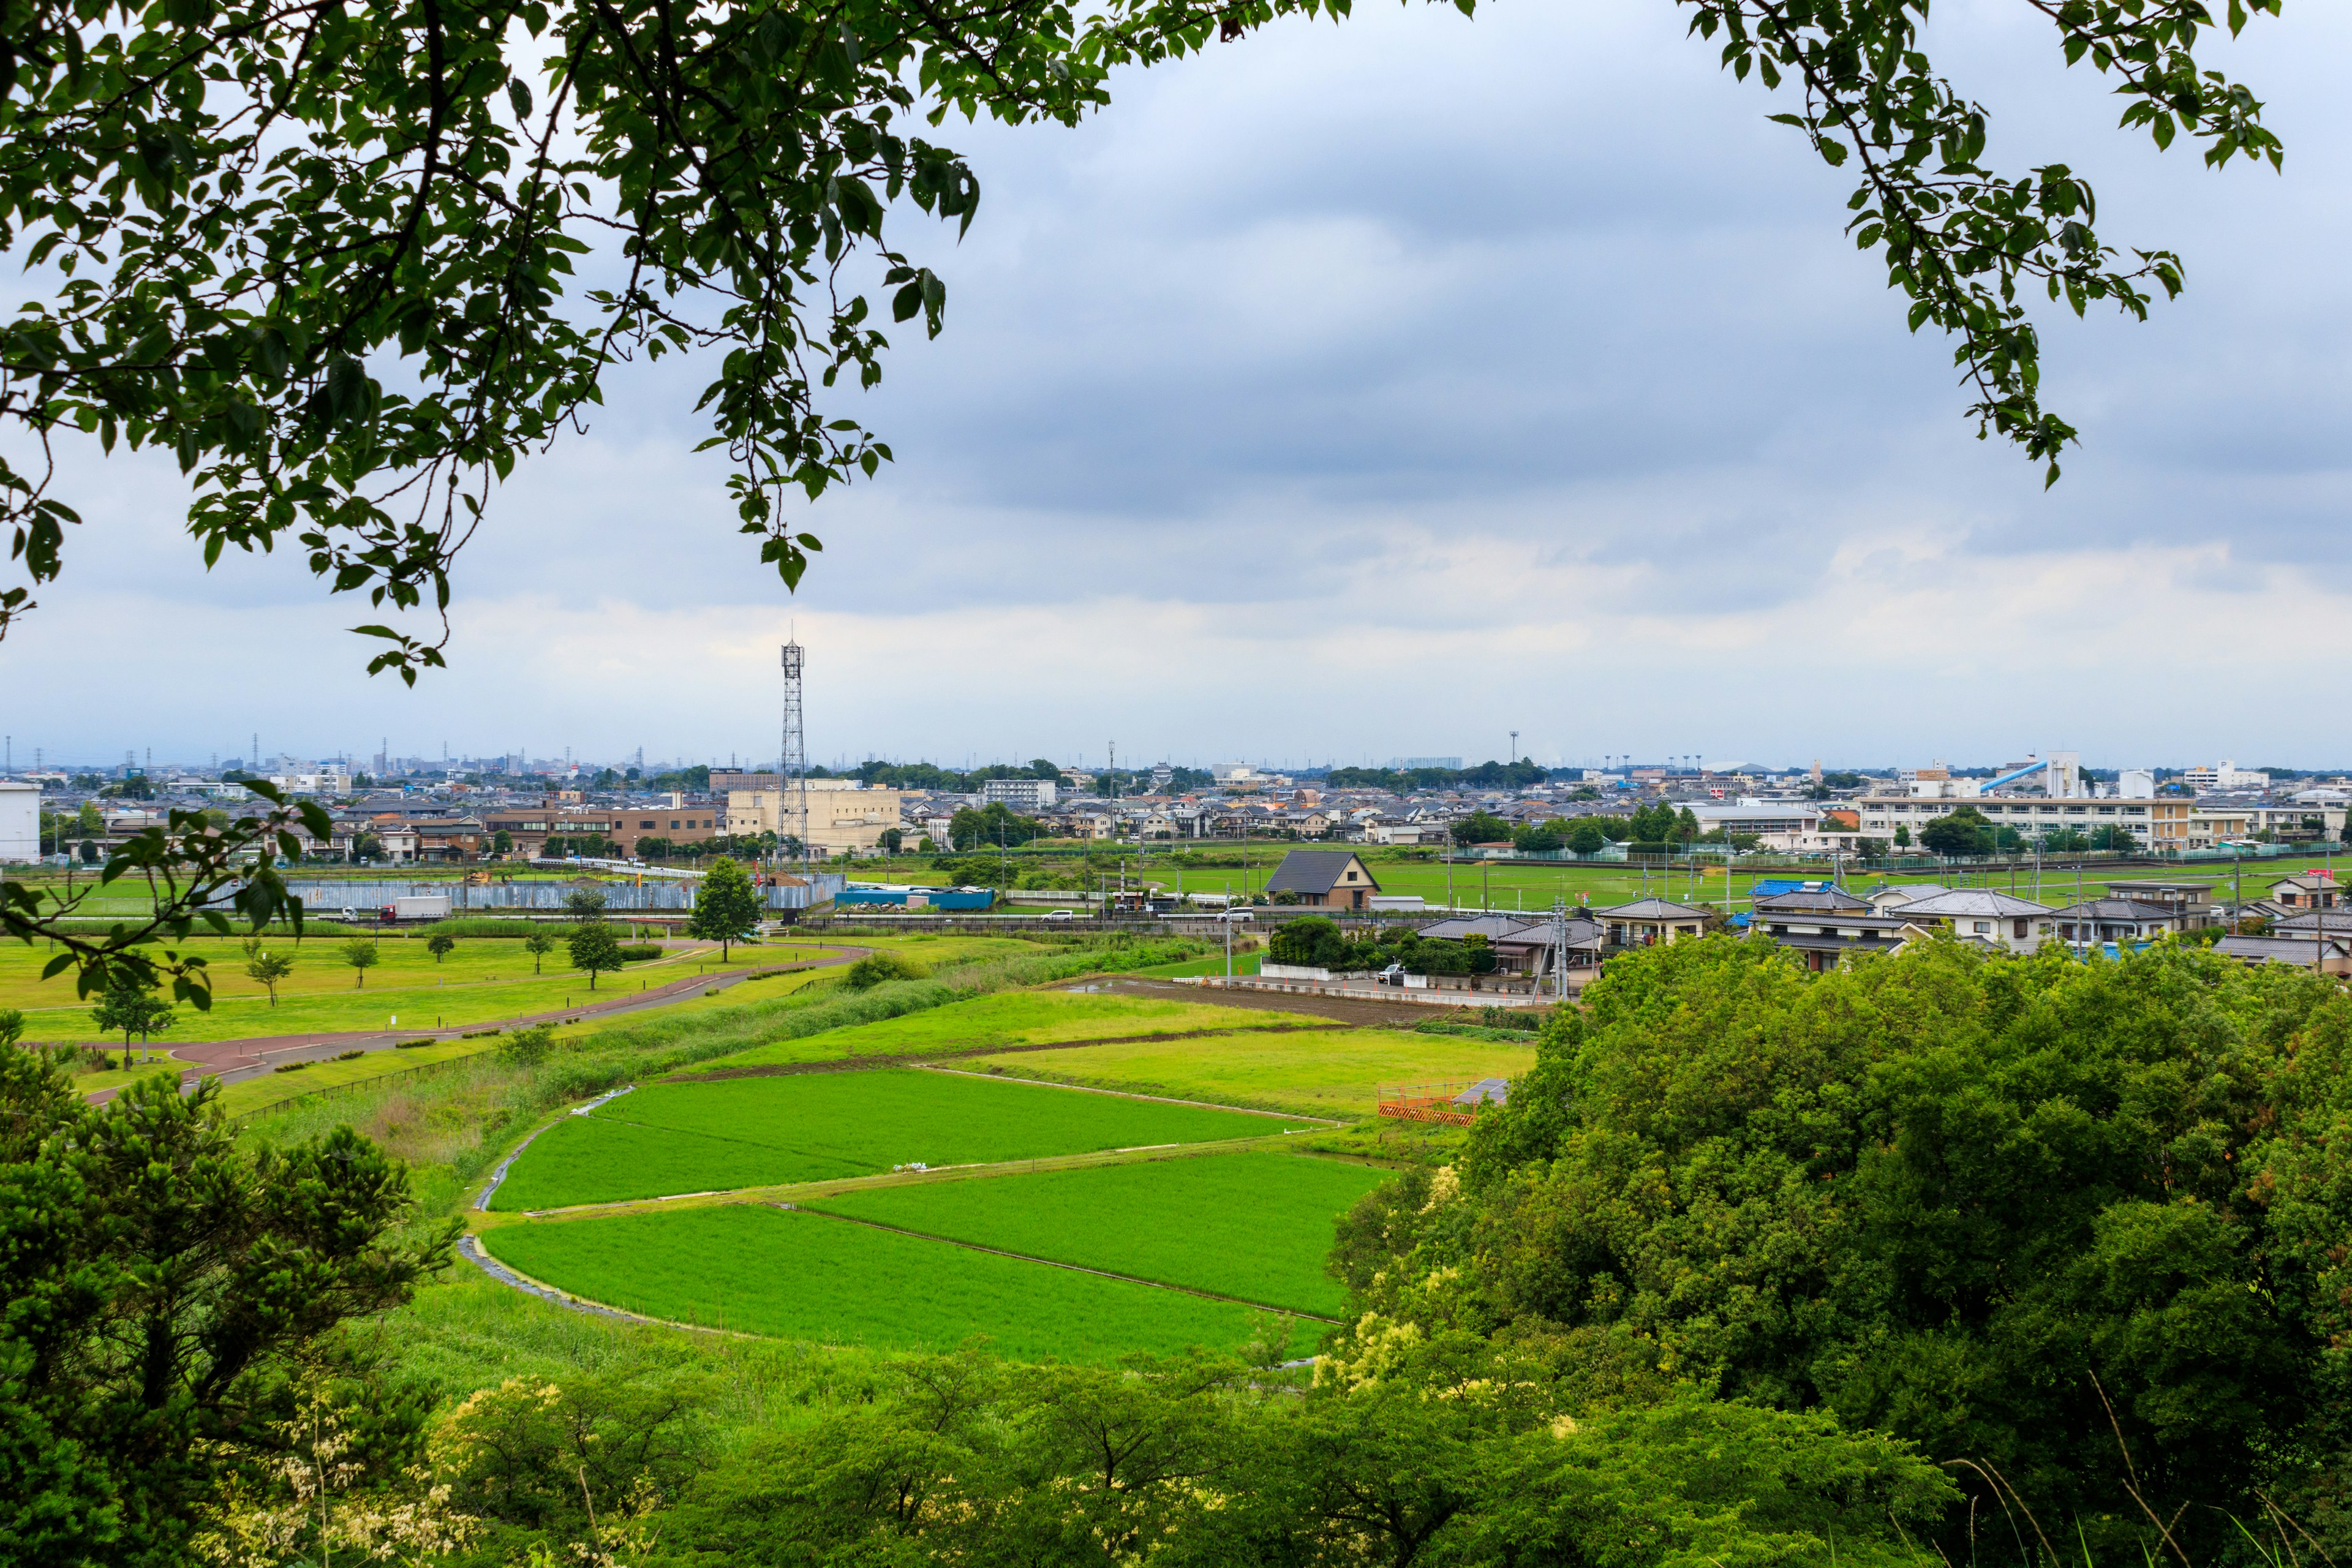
<box><xmin>837</xmin><ymin>885</ymin><xmax>996</xmax><ymax>910</ymax></box>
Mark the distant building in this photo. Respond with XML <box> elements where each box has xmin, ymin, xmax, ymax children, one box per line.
<box><xmin>2183</xmin><ymin>760</ymin><xmax>2271</xmax><ymax>791</ymax></box>
<box><xmin>0</xmin><ymin>780</ymin><xmax>39</xmax><ymax>862</ymax></box>
<box><xmin>1390</xmin><ymin>756</ymin><xmax>1463</xmax><ymax>770</ymax></box>
<box><xmin>729</xmin><ymin>779</ymin><xmax>903</xmax><ymax>854</ymax></box>
<box><xmin>980</xmin><ymin>777</ymin><xmax>1058</xmax><ymax>810</ymax></box>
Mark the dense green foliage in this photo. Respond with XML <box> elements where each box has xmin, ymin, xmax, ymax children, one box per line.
<box><xmin>0</xmin><ymin>1050</ymin><xmax>448</xmax><ymax>1566</ymax></box>
<box><xmin>1270</xmin><ymin>916</ymin><xmax>1494</xmax><ymax>977</ymax></box>
<box><xmin>1330</xmin><ymin>933</ymin><xmax>2352</xmax><ymax>1559</ymax></box>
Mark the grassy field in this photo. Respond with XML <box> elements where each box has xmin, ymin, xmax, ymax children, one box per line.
<box><xmin>828</xmin><ymin>850</ymin><xmax>2255</xmax><ymax>916</ymax></box>
<box><xmin>488</xmin><ymin>1068</ymin><xmax>1314</xmax><ymax>1210</ymax></box>
<box><xmin>962</xmin><ymin>1028</ymin><xmax>1537</xmax><ymax>1118</ymax></box>
<box><xmin>219</xmin><ymin>1035</ymin><xmax>507</xmax><ymax>1117</ymax></box>
<box><xmin>763</xmin><ymin>934</ymin><xmax>1046</xmax><ymax>965</ymax></box>
<box><xmin>684</xmin><ymin>989</ymin><xmax>1329</xmax><ymax>1073</ymax></box>
<box><xmin>481</xmin><ymin>1204</ymin><xmax>1278</xmax><ymax>1360</ymax></box>
<box><xmin>803</xmin><ymin>1152</ymin><xmax>1387</xmax><ymax>1316</ymax></box>
<box><xmin>2</xmin><ymin>933</ymin><xmax>747</xmax><ymax>1044</ymax></box>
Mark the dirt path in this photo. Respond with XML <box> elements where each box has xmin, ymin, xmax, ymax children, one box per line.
<box><xmin>83</xmin><ymin>943</ymin><xmax>868</xmax><ymax>1103</ymax></box>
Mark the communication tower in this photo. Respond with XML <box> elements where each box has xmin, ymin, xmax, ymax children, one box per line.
<box><xmin>781</xmin><ymin>641</ymin><xmax>810</xmax><ymax>861</ymax></box>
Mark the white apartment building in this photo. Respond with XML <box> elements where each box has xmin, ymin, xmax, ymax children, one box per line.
<box><xmin>979</xmin><ymin>777</ymin><xmax>1059</xmax><ymax>810</ymax></box>
<box><xmin>728</xmin><ymin>778</ymin><xmax>904</xmax><ymax>854</ymax></box>
<box><xmin>1689</xmin><ymin>799</ymin><xmax>1827</xmax><ymax>852</ymax></box>
<box><xmin>1856</xmin><ymin>794</ymin><xmax>2158</xmax><ymax>843</ymax></box>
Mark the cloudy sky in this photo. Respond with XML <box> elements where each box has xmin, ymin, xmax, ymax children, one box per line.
<box><xmin>4</xmin><ymin>0</ymin><xmax>2348</xmax><ymax>774</ymax></box>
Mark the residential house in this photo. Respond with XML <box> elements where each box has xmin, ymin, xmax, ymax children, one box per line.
<box><xmin>1414</xmin><ymin>913</ymin><xmax>1603</xmax><ymax>980</ymax></box>
<box><xmin>2214</xmin><ymin>933</ymin><xmax>2352</xmax><ymax>974</ymax></box>
<box><xmin>1874</xmin><ymin>889</ymin><xmax>2055</xmax><ymax>953</ymax></box>
<box><xmin>1264</xmin><ymin>850</ymin><xmax>1382</xmax><ymax>910</ymax></box>
<box><xmin>1866</xmin><ymin>883</ymin><xmax>1951</xmax><ymax>915</ymax></box>
<box><xmin>1755</xmin><ymin>912</ymin><xmax>1922</xmax><ymax>971</ymax></box>
<box><xmin>2103</xmin><ymin>881</ymin><xmax>2222</xmax><ymax>925</ymax></box>
<box><xmin>2266</xmin><ymin>872</ymin><xmax>2343</xmax><ymax>909</ymax></box>
<box><xmin>1751</xmin><ymin>884</ymin><xmax>1872</xmax><ymax>918</ymax></box>
<box><xmin>2049</xmin><ymin>898</ymin><xmax>2197</xmax><ymax>948</ymax></box>
<box><xmin>1591</xmin><ymin>897</ymin><xmax>1714</xmax><ymax>948</ymax></box>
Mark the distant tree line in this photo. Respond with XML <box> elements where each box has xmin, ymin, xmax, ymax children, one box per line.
<box><xmin>1323</xmin><ymin>758</ymin><xmax>1553</xmax><ymax>792</ymax></box>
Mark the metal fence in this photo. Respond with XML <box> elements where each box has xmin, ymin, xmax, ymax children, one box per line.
<box><xmin>277</xmin><ymin>875</ymin><xmax>845</xmax><ymax>912</ymax></box>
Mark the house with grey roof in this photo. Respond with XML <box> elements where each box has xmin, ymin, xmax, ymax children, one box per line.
<box><xmin>1264</xmin><ymin>849</ymin><xmax>1382</xmax><ymax>911</ymax></box>
<box><xmin>1591</xmin><ymin>897</ymin><xmax>1716</xmax><ymax>949</ymax></box>
<box><xmin>1880</xmin><ymin>889</ymin><xmax>2056</xmax><ymax>954</ymax></box>
<box><xmin>2214</xmin><ymin>933</ymin><xmax>2352</xmax><ymax>974</ymax></box>
<box><xmin>2051</xmin><ymin>899</ymin><xmax>2196</xmax><ymax>948</ymax></box>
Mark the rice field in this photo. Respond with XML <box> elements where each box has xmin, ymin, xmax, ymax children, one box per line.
<box><xmin>960</xmin><ymin>1028</ymin><xmax>1538</xmax><ymax>1117</ymax></box>
<box><xmin>684</xmin><ymin>988</ymin><xmax>1329</xmax><ymax>1073</ymax></box>
<box><xmin>486</xmin><ymin>1068</ymin><xmax>1315</xmax><ymax>1210</ymax></box>
<box><xmin>480</xmin><ymin>1204</ymin><xmax>1280</xmax><ymax>1361</ymax></box>
<box><xmin>801</xmin><ymin>1151</ymin><xmax>1390</xmax><ymax>1317</ymax></box>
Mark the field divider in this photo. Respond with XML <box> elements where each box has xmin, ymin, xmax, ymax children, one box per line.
<box><xmin>914</xmin><ymin>1063</ymin><xmax>1347</xmax><ymax>1125</ymax></box>
<box><xmin>770</xmin><ymin>1202</ymin><xmax>1343</xmax><ymax>1323</ymax></box>
<box><xmin>494</xmin><ymin>1133</ymin><xmax>1313</xmax><ymax>1224</ymax></box>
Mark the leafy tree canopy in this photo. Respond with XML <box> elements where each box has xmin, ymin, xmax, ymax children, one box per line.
<box><xmin>0</xmin><ymin>1054</ymin><xmax>450</xmax><ymax>1565</ymax></box>
<box><xmin>1331</xmin><ymin>935</ymin><xmax>2352</xmax><ymax>1559</ymax></box>
<box><xmin>1</xmin><ymin>0</ymin><xmax>2286</xmax><ymax>666</ymax></box>
<box><xmin>687</xmin><ymin>854</ymin><xmax>764</xmax><ymax>957</ymax></box>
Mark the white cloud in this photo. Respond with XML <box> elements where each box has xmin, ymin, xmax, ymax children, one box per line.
<box><xmin>4</xmin><ymin>0</ymin><xmax>2350</xmax><ymax>767</ymax></box>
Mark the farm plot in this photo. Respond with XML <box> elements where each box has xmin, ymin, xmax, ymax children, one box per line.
<box><xmin>481</xmin><ymin>1204</ymin><xmax>1277</xmax><ymax>1361</ymax></box>
<box><xmin>802</xmin><ymin>1151</ymin><xmax>1390</xmax><ymax>1317</ymax></box>
<box><xmin>686</xmin><ymin>989</ymin><xmax>1329</xmax><ymax>1073</ymax></box>
<box><xmin>960</xmin><ymin>1028</ymin><xmax>1538</xmax><ymax>1118</ymax></box>
<box><xmin>488</xmin><ymin>1068</ymin><xmax>1314</xmax><ymax>1210</ymax></box>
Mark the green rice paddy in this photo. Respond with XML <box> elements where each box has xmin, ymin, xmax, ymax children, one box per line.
<box><xmin>684</xmin><ymin>988</ymin><xmax>1326</xmax><ymax>1072</ymax></box>
<box><xmin>488</xmin><ymin>1068</ymin><xmax>1313</xmax><ymax>1210</ymax></box>
<box><xmin>481</xmin><ymin>1204</ymin><xmax>1276</xmax><ymax>1361</ymax></box>
<box><xmin>802</xmin><ymin>1152</ymin><xmax>1389</xmax><ymax>1316</ymax></box>
<box><xmin>962</xmin><ymin>1028</ymin><xmax>1537</xmax><ymax>1118</ymax></box>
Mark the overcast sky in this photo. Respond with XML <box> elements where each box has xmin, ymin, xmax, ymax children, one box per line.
<box><xmin>4</xmin><ymin>0</ymin><xmax>2348</xmax><ymax>774</ymax></box>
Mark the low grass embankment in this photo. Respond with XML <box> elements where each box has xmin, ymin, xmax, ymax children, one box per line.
<box><xmin>238</xmin><ymin>935</ymin><xmax>1214</xmax><ymax>1197</ymax></box>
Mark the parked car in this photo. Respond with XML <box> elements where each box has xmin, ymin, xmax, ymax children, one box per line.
<box><xmin>1041</xmin><ymin>908</ymin><xmax>1075</xmax><ymax>921</ymax></box>
<box><xmin>1219</xmin><ymin>910</ymin><xmax>1255</xmax><ymax>922</ymax></box>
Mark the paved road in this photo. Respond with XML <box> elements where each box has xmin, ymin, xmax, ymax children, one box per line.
<box><xmin>83</xmin><ymin>942</ymin><xmax>866</xmax><ymax>1102</ymax></box>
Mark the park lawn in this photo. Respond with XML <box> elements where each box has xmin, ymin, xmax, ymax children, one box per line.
<box><xmin>960</xmin><ymin>1028</ymin><xmax>1538</xmax><ymax>1118</ymax></box>
<box><xmin>1</xmin><ymin>933</ymin><xmax>706</xmax><ymax>1042</ymax></box>
<box><xmin>216</xmin><ymin>1037</ymin><xmax>507</xmax><ymax>1117</ymax></box>
<box><xmin>489</xmin><ymin>1067</ymin><xmax>1310</xmax><ymax>1210</ymax></box>
<box><xmin>763</xmin><ymin>934</ymin><xmax>1042</xmax><ymax>965</ymax></box>
<box><xmin>803</xmin><ymin>1152</ymin><xmax>1389</xmax><ymax>1317</ymax></box>
<box><xmin>687</xmin><ymin>989</ymin><xmax>1329</xmax><ymax>1073</ymax></box>
<box><xmin>481</xmin><ymin>1204</ymin><xmax>1275</xmax><ymax>1360</ymax></box>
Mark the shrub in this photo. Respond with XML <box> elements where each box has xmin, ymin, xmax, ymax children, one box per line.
<box><xmin>616</xmin><ymin>944</ymin><xmax>664</xmax><ymax>963</ymax></box>
<box><xmin>334</xmin><ymin>1049</ymin><xmax>366</xmax><ymax>1061</ymax></box>
<box><xmin>499</xmin><ymin>1023</ymin><xmax>559</xmax><ymax>1067</ymax></box>
<box><xmin>843</xmin><ymin>953</ymin><xmax>926</xmax><ymax>990</ymax></box>
<box><xmin>272</xmin><ymin>1060</ymin><xmax>310</xmax><ymax>1073</ymax></box>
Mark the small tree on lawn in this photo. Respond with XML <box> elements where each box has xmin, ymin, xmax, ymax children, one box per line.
<box><xmin>522</xmin><ymin>930</ymin><xmax>556</xmax><ymax>974</ymax></box>
<box><xmin>341</xmin><ymin>937</ymin><xmax>379</xmax><ymax>989</ymax></box>
<box><xmin>687</xmin><ymin>856</ymin><xmax>763</xmax><ymax>960</ymax></box>
<box><xmin>564</xmin><ymin>888</ymin><xmax>608</xmax><ymax>919</ymax></box>
<box><xmin>241</xmin><ymin>937</ymin><xmax>295</xmax><ymax>1006</ymax></box>
<box><xmin>90</xmin><ymin>968</ymin><xmax>173</xmax><ymax>1069</ymax></box>
<box><xmin>426</xmin><ymin>933</ymin><xmax>457</xmax><ymax>963</ymax></box>
<box><xmin>567</xmin><ymin>919</ymin><xmax>624</xmax><ymax>992</ymax></box>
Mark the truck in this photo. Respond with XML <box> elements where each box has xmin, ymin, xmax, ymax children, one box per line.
<box><xmin>383</xmin><ymin>894</ymin><xmax>453</xmax><ymax>922</ymax></box>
